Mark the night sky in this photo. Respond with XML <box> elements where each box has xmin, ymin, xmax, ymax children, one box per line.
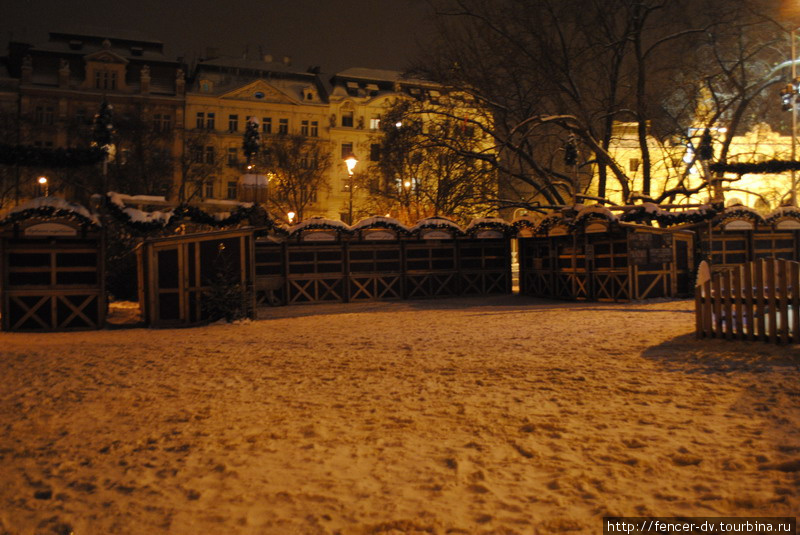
<box><xmin>1</xmin><ymin>0</ymin><xmax>438</xmax><ymax>75</ymax></box>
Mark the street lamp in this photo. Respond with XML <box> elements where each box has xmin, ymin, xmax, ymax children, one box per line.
<box><xmin>287</xmin><ymin>211</ymin><xmax>296</xmax><ymax>224</ymax></box>
<box><xmin>37</xmin><ymin>176</ymin><xmax>49</xmax><ymax>197</ymax></box>
<box><xmin>344</xmin><ymin>153</ymin><xmax>358</xmax><ymax>224</ymax></box>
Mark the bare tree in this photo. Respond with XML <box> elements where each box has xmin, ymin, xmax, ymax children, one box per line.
<box><xmin>413</xmin><ymin>0</ymin><xmax>778</xmax><ymax>209</ymax></box>
<box><xmin>257</xmin><ymin>134</ymin><xmax>331</xmax><ymax>222</ymax></box>
<box><xmin>370</xmin><ymin>97</ymin><xmax>496</xmax><ymax>224</ymax></box>
<box><xmin>178</xmin><ymin>130</ymin><xmax>222</xmax><ymax>203</ymax></box>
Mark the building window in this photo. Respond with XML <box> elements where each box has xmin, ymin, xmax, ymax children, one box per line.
<box><xmin>278</xmin><ymin>118</ymin><xmax>288</xmax><ymax>134</ymax></box>
<box><xmin>341</xmin><ymin>110</ymin><xmax>354</xmax><ymax>128</ymax></box>
<box><xmin>228</xmin><ymin>114</ymin><xmax>239</xmax><ymax>132</ymax></box>
<box><xmin>204</xmin><ymin>181</ymin><xmax>214</xmax><ymax>199</ymax></box>
<box><xmin>310</xmin><ymin>121</ymin><xmax>318</xmax><ymax>137</ymax></box>
<box><xmin>227</xmin><ymin>181</ymin><xmax>238</xmax><ymax>200</ymax></box>
<box><xmin>34</xmin><ymin>106</ymin><xmax>54</xmax><ymax>125</ymax></box>
<box><xmin>205</xmin><ymin>146</ymin><xmax>215</xmax><ymax>164</ymax></box>
<box><xmin>192</xmin><ymin>146</ymin><xmax>203</xmax><ymax>163</ymax></box>
<box><xmin>94</xmin><ymin>70</ymin><xmax>117</xmax><ymax>90</ymax></box>
<box><xmin>301</xmin><ymin>120</ymin><xmax>309</xmax><ymax>136</ymax></box>
<box><xmin>629</xmin><ymin>158</ymin><xmax>640</xmax><ymax>172</ymax></box>
<box><xmin>153</xmin><ymin>113</ymin><xmax>172</xmax><ymax>131</ymax></box>
<box><xmin>262</xmin><ymin>117</ymin><xmax>272</xmax><ymax>134</ymax></box>
<box><xmin>206</xmin><ymin>113</ymin><xmax>215</xmax><ymax>129</ymax></box>
<box><xmin>370</xmin><ymin>143</ymin><xmax>381</xmax><ymax>162</ymax></box>
<box><xmin>227</xmin><ymin>147</ymin><xmax>238</xmax><ymax>166</ymax></box>
<box><xmin>341</xmin><ymin>142</ymin><xmax>353</xmax><ymax>159</ymax></box>
<box><xmin>369</xmin><ymin>116</ymin><xmax>380</xmax><ymax>130</ymax></box>
<box><xmin>196</xmin><ymin>112</ymin><xmax>205</xmax><ymax>130</ymax></box>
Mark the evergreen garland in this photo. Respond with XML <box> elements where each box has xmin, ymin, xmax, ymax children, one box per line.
<box><xmin>715</xmin><ymin>207</ymin><xmax>765</xmax><ymax>226</ymax></box>
<box><xmin>466</xmin><ymin>219</ymin><xmax>517</xmax><ymax>238</ymax></box>
<box><xmin>619</xmin><ymin>206</ymin><xmax>717</xmax><ymax>227</ymax></box>
<box><xmin>353</xmin><ymin>219</ymin><xmax>410</xmax><ymax>236</ymax></box>
<box><xmin>103</xmin><ymin>193</ymin><xmax>280</xmax><ymax>235</ymax></box>
<box><xmin>0</xmin><ymin>204</ymin><xmax>100</xmax><ymax>229</ymax></box>
<box><xmin>765</xmin><ymin>207</ymin><xmax>800</xmax><ymax>224</ymax></box>
<box><xmin>0</xmin><ymin>144</ymin><xmax>106</xmax><ymax>167</ymax></box>
<box><xmin>709</xmin><ymin>159</ymin><xmax>800</xmax><ymax>175</ymax></box>
<box><xmin>410</xmin><ymin>218</ymin><xmax>465</xmax><ymax>237</ymax></box>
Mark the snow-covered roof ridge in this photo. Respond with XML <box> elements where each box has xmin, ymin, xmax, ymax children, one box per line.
<box><xmin>288</xmin><ymin>217</ymin><xmax>351</xmax><ymax>236</ymax></box>
<box><xmin>465</xmin><ymin>217</ymin><xmax>516</xmax><ymax>236</ymax></box>
<box><xmin>350</xmin><ymin>216</ymin><xmax>409</xmax><ymax>233</ymax></box>
<box><xmin>574</xmin><ymin>204</ymin><xmax>617</xmax><ymax>223</ymax></box>
<box><xmin>409</xmin><ymin>216</ymin><xmax>464</xmax><ymax>235</ymax></box>
<box><xmin>4</xmin><ymin>196</ymin><xmax>101</xmax><ymax>226</ymax></box>
<box><xmin>107</xmin><ymin>191</ymin><xmax>173</xmax><ymax>227</ymax></box>
<box><xmin>766</xmin><ymin>205</ymin><xmax>800</xmax><ymax>223</ymax></box>
<box><xmin>718</xmin><ymin>203</ymin><xmax>765</xmax><ymax>224</ymax></box>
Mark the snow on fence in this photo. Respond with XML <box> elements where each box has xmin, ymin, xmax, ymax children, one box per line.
<box><xmin>695</xmin><ymin>258</ymin><xmax>800</xmax><ymax>344</ymax></box>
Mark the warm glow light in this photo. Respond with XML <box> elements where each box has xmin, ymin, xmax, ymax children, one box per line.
<box><xmin>395</xmin><ymin>121</ymin><xmax>403</xmax><ymax>128</ymax></box>
<box><xmin>403</xmin><ymin>180</ymin><xmax>412</xmax><ymax>188</ymax></box>
<box><xmin>287</xmin><ymin>211</ymin><xmax>296</xmax><ymax>223</ymax></box>
<box><xmin>344</xmin><ymin>154</ymin><xmax>358</xmax><ymax>175</ymax></box>
<box><xmin>38</xmin><ymin>176</ymin><xmax>48</xmax><ymax>185</ymax></box>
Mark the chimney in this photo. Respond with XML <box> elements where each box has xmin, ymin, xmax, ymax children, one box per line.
<box><xmin>58</xmin><ymin>59</ymin><xmax>70</xmax><ymax>89</ymax></box>
<box><xmin>175</xmin><ymin>68</ymin><xmax>185</xmax><ymax>96</ymax></box>
<box><xmin>140</xmin><ymin>65</ymin><xmax>151</xmax><ymax>94</ymax></box>
<box><xmin>21</xmin><ymin>55</ymin><xmax>32</xmax><ymax>85</ymax></box>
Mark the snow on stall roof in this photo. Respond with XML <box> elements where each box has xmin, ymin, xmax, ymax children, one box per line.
<box><xmin>768</xmin><ymin>205</ymin><xmax>800</xmax><ymax>219</ymax></box>
<box><xmin>465</xmin><ymin>217</ymin><xmax>513</xmax><ymax>232</ymax></box>
<box><xmin>574</xmin><ymin>204</ymin><xmax>617</xmax><ymax>222</ymax></box>
<box><xmin>108</xmin><ymin>191</ymin><xmax>172</xmax><ymax>225</ymax></box>
<box><xmin>350</xmin><ymin>216</ymin><xmax>409</xmax><ymax>232</ymax></box>
<box><xmin>8</xmin><ymin>196</ymin><xmax>100</xmax><ymax>226</ymax></box>
<box><xmin>288</xmin><ymin>217</ymin><xmax>351</xmax><ymax>234</ymax></box>
<box><xmin>409</xmin><ymin>217</ymin><xmax>464</xmax><ymax>234</ymax></box>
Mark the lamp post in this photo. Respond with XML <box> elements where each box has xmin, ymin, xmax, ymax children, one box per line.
<box><xmin>37</xmin><ymin>176</ymin><xmax>49</xmax><ymax>197</ymax></box>
<box><xmin>344</xmin><ymin>153</ymin><xmax>358</xmax><ymax>224</ymax></box>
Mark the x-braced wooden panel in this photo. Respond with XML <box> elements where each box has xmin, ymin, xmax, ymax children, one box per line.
<box><xmin>405</xmin><ymin>273</ymin><xmax>457</xmax><ymax>299</ymax></box>
<box><xmin>288</xmin><ymin>277</ymin><xmax>344</xmax><ymax>303</ymax></box>
<box><xmin>593</xmin><ymin>271</ymin><xmax>630</xmax><ymax>301</ymax></box>
<box><xmin>349</xmin><ymin>275</ymin><xmax>402</xmax><ymax>301</ymax></box>
<box><xmin>460</xmin><ymin>272</ymin><xmax>509</xmax><ymax>295</ymax></box>
<box><xmin>7</xmin><ymin>293</ymin><xmax>100</xmax><ymax>331</ymax></box>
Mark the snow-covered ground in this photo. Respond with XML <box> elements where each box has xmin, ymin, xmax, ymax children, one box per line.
<box><xmin>0</xmin><ymin>296</ymin><xmax>798</xmax><ymax>535</ymax></box>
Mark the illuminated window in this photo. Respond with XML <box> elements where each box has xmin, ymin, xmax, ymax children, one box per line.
<box><xmin>369</xmin><ymin>116</ymin><xmax>380</xmax><ymax>130</ymax></box>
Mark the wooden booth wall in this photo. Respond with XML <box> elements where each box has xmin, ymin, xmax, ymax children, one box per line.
<box><xmin>695</xmin><ymin>223</ymin><xmax>800</xmax><ymax>271</ymax></box>
<box><xmin>519</xmin><ymin>224</ymin><xmax>694</xmax><ymax>301</ymax></box>
<box><xmin>253</xmin><ymin>235</ymin><xmax>512</xmax><ymax>306</ymax></box>
<box><xmin>1</xmin><ymin>219</ymin><xmax>105</xmax><ymax>331</ymax></box>
<box><xmin>137</xmin><ymin>228</ymin><xmax>256</xmax><ymax>327</ymax></box>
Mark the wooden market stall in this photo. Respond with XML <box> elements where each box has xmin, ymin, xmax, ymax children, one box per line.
<box><xmin>692</xmin><ymin>206</ymin><xmax>800</xmax><ymax>271</ymax></box>
<box><xmin>1</xmin><ymin>198</ymin><xmax>105</xmax><ymax>331</ymax></box>
<box><xmin>347</xmin><ymin>217</ymin><xmax>407</xmax><ymax>301</ymax></box>
<box><xmin>518</xmin><ymin>207</ymin><xmax>694</xmax><ymax>301</ymax></box>
<box><xmin>136</xmin><ymin>228</ymin><xmax>255</xmax><ymax>327</ymax></box>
